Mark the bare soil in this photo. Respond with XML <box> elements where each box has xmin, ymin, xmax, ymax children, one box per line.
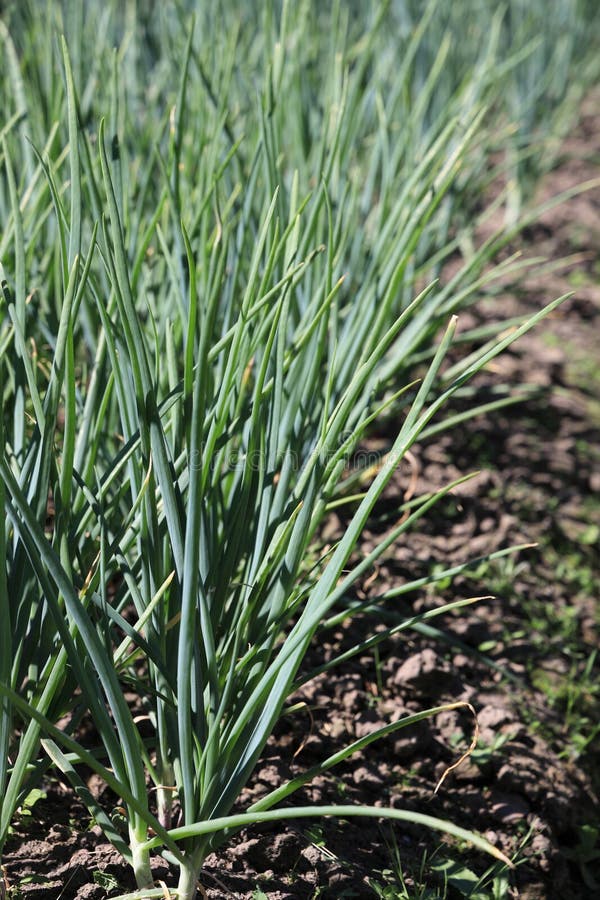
<box><xmin>3</xmin><ymin>99</ymin><xmax>600</xmax><ymax>900</ymax></box>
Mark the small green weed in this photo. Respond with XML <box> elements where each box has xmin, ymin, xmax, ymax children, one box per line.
<box><xmin>93</xmin><ymin>870</ymin><xmax>120</xmax><ymax>891</ymax></box>
<box><xmin>8</xmin><ymin>790</ymin><xmax>46</xmax><ymax>835</ymax></box>
<box><xmin>369</xmin><ymin>841</ymin><xmax>514</xmax><ymax>900</ymax></box>
<box><xmin>563</xmin><ymin>824</ymin><xmax>600</xmax><ymax>891</ymax></box>
<box><xmin>251</xmin><ymin>889</ymin><xmax>269</xmax><ymax>900</ymax></box>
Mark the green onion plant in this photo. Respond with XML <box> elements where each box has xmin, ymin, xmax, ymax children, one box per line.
<box><xmin>1</xmin><ymin>1</ymin><xmax>599</xmax><ymax>897</ymax></box>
